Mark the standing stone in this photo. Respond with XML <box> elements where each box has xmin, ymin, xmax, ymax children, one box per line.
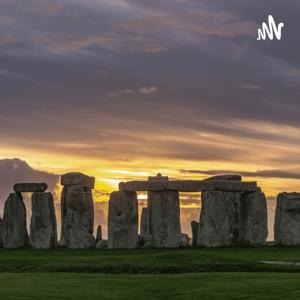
<box><xmin>140</xmin><ymin>207</ymin><xmax>149</xmax><ymax>236</ymax></box>
<box><xmin>180</xmin><ymin>233</ymin><xmax>190</xmax><ymax>247</ymax></box>
<box><xmin>197</xmin><ymin>191</ymin><xmax>241</xmax><ymax>247</ymax></box>
<box><xmin>30</xmin><ymin>192</ymin><xmax>57</xmax><ymax>249</ymax></box>
<box><xmin>95</xmin><ymin>240</ymin><xmax>108</xmax><ymax>249</ymax></box>
<box><xmin>2</xmin><ymin>193</ymin><xmax>29</xmax><ymax>248</ymax></box>
<box><xmin>60</xmin><ymin>173</ymin><xmax>96</xmax><ymax>248</ymax></box>
<box><xmin>240</xmin><ymin>191</ymin><xmax>268</xmax><ymax>246</ymax></box>
<box><xmin>96</xmin><ymin>225</ymin><xmax>102</xmax><ymax>243</ymax></box>
<box><xmin>148</xmin><ymin>191</ymin><xmax>181</xmax><ymax>248</ymax></box>
<box><xmin>0</xmin><ymin>218</ymin><xmax>3</xmax><ymax>248</ymax></box>
<box><xmin>108</xmin><ymin>191</ymin><xmax>138</xmax><ymax>249</ymax></box>
<box><xmin>191</xmin><ymin>220</ymin><xmax>199</xmax><ymax>247</ymax></box>
<box><xmin>275</xmin><ymin>193</ymin><xmax>300</xmax><ymax>245</ymax></box>
<box><xmin>61</xmin><ymin>185</ymin><xmax>95</xmax><ymax>248</ymax></box>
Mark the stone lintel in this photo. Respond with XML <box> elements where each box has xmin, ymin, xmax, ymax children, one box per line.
<box><xmin>61</xmin><ymin>172</ymin><xmax>95</xmax><ymax>189</ymax></box>
<box><xmin>13</xmin><ymin>183</ymin><xmax>48</xmax><ymax>193</ymax></box>
<box><xmin>119</xmin><ymin>180</ymin><xmax>257</xmax><ymax>192</ymax></box>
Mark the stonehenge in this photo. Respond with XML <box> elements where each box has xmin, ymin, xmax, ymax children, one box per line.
<box><xmin>240</xmin><ymin>191</ymin><xmax>268</xmax><ymax>246</ymax></box>
<box><xmin>119</xmin><ymin>180</ymin><xmax>257</xmax><ymax>193</ymax></box>
<box><xmin>140</xmin><ymin>207</ymin><xmax>149</xmax><ymax>236</ymax></box>
<box><xmin>1</xmin><ymin>170</ymin><xmax>300</xmax><ymax>250</ymax></box>
<box><xmin>148</xmin><ymin>190</ymin><xmax>181</xmax><ymax>248</ymax></box>
<box><xmin>2</xmin><ymin>193</ymin><xmax>29</xmax><ymax>248</ymax></box>
<box><xmin>274</xmin><ymin>193</ymin><xmax>300</xmax><ymax>245</ymax></box>
<box><xmin>60</xmin><ymin>173</ymin><xmax>96</xmax><ymax>248</ymax></box>
<box><xmin>191</xmin><ymin>221</ymin><xmax>199</xmax><ymax>247</ymax></box>
<box><xmin>13</xmin><ymin>183</ymin><xmax>48</xmax><ymax>193</ymax></box>
<box><xmin>198</xmin><ymin>191</ymin><xmax>242</xmax><ymax>247</ymax></box>
<box><xmin>96</xmin><ymin>225</ymin><xmax>102</xmax><ymax>243</ymax></box>
<box><xmin>30</xmin><ymin>192</ymin><xmax>57</xmax><ymax>249</ymax></box>
<box><xmin>108</xmin><ymin>191</ymin><xmax>138</xmax><ymax>249</ymax></box>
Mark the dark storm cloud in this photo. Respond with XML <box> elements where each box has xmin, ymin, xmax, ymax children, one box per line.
<box><xmin>1</xmin><ymin>0</ymin><xmax>300</xmax><ymax>164</ymax></box>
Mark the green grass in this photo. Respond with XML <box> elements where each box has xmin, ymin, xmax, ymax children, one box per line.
<box><xmin>0</xmin><ymin>247</ymin><xmax>300</xmax><ymax>273</ymax></box>
<box><xmin>2</xmin><ymin>248</ymin><xmax>300</xmax><ymax>299</ymax></box>
<box><xmin>0</xmin><ymin>272</ymin><xmax>300</xmax><ymax>300</ymax></box>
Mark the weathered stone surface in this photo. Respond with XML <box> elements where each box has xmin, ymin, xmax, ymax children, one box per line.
<box><xmin>30</xmin><ymin>192</ymin><xmax>57</xmax><ymax>249</ymax></box>
<box><xmin>240</xmin><ymin>191</ymin><xmax>268</xmax><ymax>246</ymax></box>
<box><xmin>180</xmin><ymin>233</ymin><xmax>190</xmax><ymax>247</ymax></box>
<box><xmin>274</xmin><ymin>193</ymin><xmax>300</xmax><ymax>245</ymax></box>
<box><xmin>119</xmin><ymin>180</ymin><xmax>257</xmax><ymax>192</ymax></box>
<box><xmin>140</xmin><ymin>207</ymin><xmax>149</xmax><ymax>235</ymax></box>
<box><xmin>13</xmin><ymin>183</ymin><xmax>48</xmax><ymax>193</ymax></box>
<box><xmin>61</xmin><ymin>172</ymin><xmax>95</xmax><ymax>189</ymax></box>
<box><xmin>119</xmin><ymin>181</ymin><xmax>167</xmax><ymax>191</ymax></box>
<box><xmin>197</xmin><ymin>191</ymin><xmax>241</xmax><ymax>247</ymax></box>
<box><xmin>204</xmin><ymin>174</ymin><xmax>242</xmax><ymax>181</ymax></box>
<box><xmin>139</xmin><ymin>234</ymin><xmax>152</xmax><ymax>248</ymax></box>
<box><xmin>148</xmin><ymin>191</ymin><xmax>181</xmax><ymax>248</ymax></box>
<box><xmin>95</xmin><ymin>239</ymin><xmax>108</xmax><ymax>249</ymax></box>
<box><xmin>191</xmin><ymin>220</ymin><xmax>199</xmax><ymax>247</ymax></box>
<box><xmin>60</xmin><ymin>185</ymin><xmax>95</xmax><ymax>248</ymax></box>
<box><xmin>148</xmin><ymin>174</ymin><xmax>169</xmax><ymax>182</ymax></box>
<box><xmin>0</xmin><ymin>218</ymin><xmax>3</xmax><ymax>248</ymax></box>
<box><xmin>2</xmin><ymin>193</ymin><xmax>29</xmax><ymax>248</ymax></box>
<box><xmin>108</xmin><ymin>191</ymin><xmax>138</xmax><ymax>249</ymax></box>
<box><xmin>96</xmin><ymin>225</ymin><xmax>102</xmax><ymax>243</ymax></box>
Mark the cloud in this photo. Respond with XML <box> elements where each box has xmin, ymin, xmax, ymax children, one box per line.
<box><xmin>240</xmin><ymin>84</ymin><xmax>263</xmax><ymax>91</ymax></box>
<box><xmin>108</xmin><ymin>86</ymin><xmax>158</xmax><ymax>97</ymax></box>
<box><xmin>0</xmin><ymin>158</ymin><xmax>60</xmax><ymax>226</ymax></box>
<box><xmin>139</xmin><ymin>86</ymin><xmax>158</xmax><ymax>94</ymax></box>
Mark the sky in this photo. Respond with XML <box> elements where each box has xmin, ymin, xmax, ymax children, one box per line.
<box><xmin>1</xmin><ymin>1</ymin><xmax>300</xmax><ymax>238</ymax></box>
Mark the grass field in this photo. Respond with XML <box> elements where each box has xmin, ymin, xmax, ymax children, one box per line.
<box><xmin>1</xmin><ymin>247</ymin><xmax>300</xmax><ymax>299</ymax></box>
<box><xmin>0</xmin><ymin>247</ymin><xmax>300</xmax><ymax>273</ymax></box>
<box><xmin>1</xmin><ymin>272</ymin><xmax>300</xmax><ymax>299</ymax></box>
